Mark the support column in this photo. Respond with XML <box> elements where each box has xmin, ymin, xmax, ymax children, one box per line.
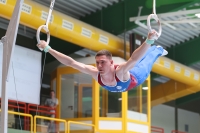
<box><xmin>175</xmin><ymin>103</ymin><xmax>178</xmax><ymax>131</ymax></box>
<box><xmin>0</xmin><ymin>1</ymin><xmax>23</xmax><ymax>133</ymax></box>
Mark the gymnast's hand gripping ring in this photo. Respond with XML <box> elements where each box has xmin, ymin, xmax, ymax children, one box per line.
<box><xmin>36</xmin><ymin>25</ymin><xmax>50</xmax><ymax>51</ymax></box>
<box><xmin>147</xmin><ymin>14</ymin><xmax>162</xmax><ymax>40</ymax></box>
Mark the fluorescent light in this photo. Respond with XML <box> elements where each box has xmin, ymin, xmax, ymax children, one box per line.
<box><xmin>195</xmin><ymin>13</ymin><xmax>200</xmax><ymax>18</ymax></box>
<box><xmin>142</xmin><ymin>87</ymin><xmax>148</xmax><ymax>90</ymax></box>
<box><xmin>42</xmin><ymin>83</ymin><xmax>50</xmax><ymax>89</ymax></box>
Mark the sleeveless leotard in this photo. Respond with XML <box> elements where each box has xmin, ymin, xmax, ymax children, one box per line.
<box><xmin>97</xmin><ymin>65</ymin><xmax>137</xmax><ymax>92</ymax></box>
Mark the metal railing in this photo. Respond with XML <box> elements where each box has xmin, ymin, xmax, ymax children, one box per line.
<box><xmin>34</xmin><ymin>115</ymin><xmax>67</xmax><ymax>133</ymax></box>
<box><xmin>0</xmin><ymin>99</ymin><xmax>27</xmax><ymax>129</ymax></box>
<box><xmin>68</xmin><ymin>121</ymin><xmax>95</xmax><ymax>133</ymax></box>
<box><xmin>27</xmin><ymin>104</ymin><xmax>56</xmax><ymax>130</ymax></box>
<box><xmin>151</xmin><ymin>126</ymin><xmax>164</xmax><ymax>133</ymax></box>
<box><xmin>171</xmin><ymin>130</ymin><xmax>187</xmax><ymax>133</ymax></box>
<box><xmin>27</xmin><ymin>104</ymin><xmax>56</xmax><ymax>115</ymax></box>
<box><xmin>0</xmin><ymin>109</ymin><xmax>33</xmax><ymax>133</ymax></box>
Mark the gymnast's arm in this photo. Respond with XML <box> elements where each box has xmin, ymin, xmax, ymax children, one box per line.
<box><xmin>117</xmin><ymin>30</ymin><xmax>157</xmax><ymax>74</ymax></box>
<box><xmin>37</xmin><ymin>41</ymin><xmax>98</xmax><ymax>77</ymax></box>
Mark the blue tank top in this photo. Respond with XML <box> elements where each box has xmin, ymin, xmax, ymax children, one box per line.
<box><xmin>97</xmin><ymin>65</ymin><xmax>137</xmax><ymax>92</ymax></box>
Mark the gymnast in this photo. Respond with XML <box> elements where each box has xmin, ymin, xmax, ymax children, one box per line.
<box><xmin>37</xmin><ymin>30</ymin><xmax>167</xmax><ymax>92</ymax></box>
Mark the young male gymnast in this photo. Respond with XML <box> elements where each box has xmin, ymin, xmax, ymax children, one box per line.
<box><xmin>37</xmin><ymin>30</ymin><xmax>167</xmax><ymax>92</ymax></box>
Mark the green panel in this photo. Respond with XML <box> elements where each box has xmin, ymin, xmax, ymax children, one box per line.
<box><xmin>176</xmin><ymin>92</ymin><xmax>200</xmax><ymax>106</ymax></box>
<box><xmin>166</xmin><ymin>36</ymin><xmax>200</xmax><ymax>65</ymax></box>
<box><xmin>81</xmin><ymin>0</ymin><xmax>194</xmax><ymax>35</ymax></box>
<box><xmin>8</xmin><ymin>128</ymin><xmax>51</xmax><ymax>133</ymax></box>
<box><xmin>150</xmin><ymin>72</ymin><xmax>160</xmax><ymax>79</ymax></box>
<box><xmin>146</xmin><ymin>0</ymin><xmax>195</xmax><ymax>8</ymax></box>
<box><xmin>8</xmin><ymin>128</ymin><xmax>30</xmax><ymax>133</ymax></box>
<box><xmin>82</xmin><ymin>97</ymin><xmax>91</xmax><ymax>102</ymax></box>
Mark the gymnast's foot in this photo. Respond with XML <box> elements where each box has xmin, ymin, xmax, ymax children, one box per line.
<box><xmin>162</xmin><ymin>49</ymin><xmax>168</xmax><ymax>56</ymax></box>
<box><xmin>157</xmin><ymin>45</ymin><xmax>168</xmax><ymax>56</ymax></box>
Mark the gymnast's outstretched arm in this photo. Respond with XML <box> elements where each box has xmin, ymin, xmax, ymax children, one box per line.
<box><xmin>117</xmin><ymin>30</ymin><xmax>158</xmax><ymax>74</ymax></box>
<box><xmin>37</xmin><ymin>40</ymin><xmax>98</xmax><ymax>77</ymax></box>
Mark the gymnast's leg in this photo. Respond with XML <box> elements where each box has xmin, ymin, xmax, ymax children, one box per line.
<box><xmin>129</xmin><ymin>46</ymin><xmax>164</xmax><ymax>86</ymax></box>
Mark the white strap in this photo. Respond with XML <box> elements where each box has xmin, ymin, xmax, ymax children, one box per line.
<box><xmin>45</xmin><ymin>0</ymin><xmax>55</xmax><ymax>27</ymax></box>
<box><xmin>147</xmin><ymin>0</ymin><xmax>162</xmax><ymax>40</ymax></box>
<box><xmin>153</xmin><ymin>0</ymin><xmax>156</xmax><ymax>14</ymax></box>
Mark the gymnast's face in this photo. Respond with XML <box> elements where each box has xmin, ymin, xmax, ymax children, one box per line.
<box><xmin>95</xmin><ymin>55</ymin><xmax>113</xmax><ymax>75</ymax></box>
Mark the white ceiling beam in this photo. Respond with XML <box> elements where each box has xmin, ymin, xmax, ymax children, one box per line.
<box><xmin>129</xmin><ymin>9</ymin><xmax>200</xmax><ymax>22</ymax></box>
<box><xmin>169</xmin><ymin>16</ymin><xmax>199</xmax><ymax>38</ymax></box>
<box><xmin>161</xmin><ymin>19</ymin><xmax>200</xmax><ymax>24</ymax></box>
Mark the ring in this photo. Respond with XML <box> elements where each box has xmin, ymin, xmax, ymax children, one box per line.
<box><xmin>36</xmin><ymin>25</ymin><xmax>50</xmax><ymax>51</ymax></box>
<box><xmin>147</xmin><ymin>14</ymin><xmax>162</xmax><ymax>40</ymax></box>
